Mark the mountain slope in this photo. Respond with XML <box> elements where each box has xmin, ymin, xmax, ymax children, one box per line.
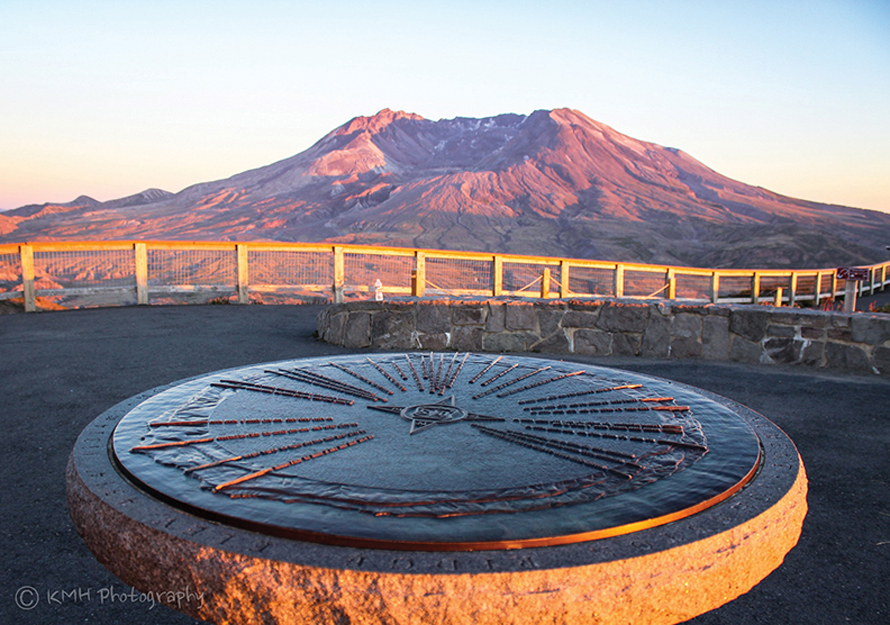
<box><xmin>3</xmin><ymin>108</ymin><xmax>888</xmax><ymax>269</ymax></box>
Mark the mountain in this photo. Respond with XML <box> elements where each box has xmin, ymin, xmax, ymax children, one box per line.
<box><xmin>3</xmin><ymin>108</ymin><xmax>889</xmax><ymax>269</ymax></box>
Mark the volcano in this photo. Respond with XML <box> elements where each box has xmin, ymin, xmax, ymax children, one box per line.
<box><xmin>4</xmin><ymin>108</ymin><xmax>888</xmax><ymax>268</ymax></box>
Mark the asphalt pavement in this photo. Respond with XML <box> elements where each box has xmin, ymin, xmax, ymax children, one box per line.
<box><xmin>1</xmin><ymin>303</ymin><xmax>887</xmax><ymax>625</ymax></box>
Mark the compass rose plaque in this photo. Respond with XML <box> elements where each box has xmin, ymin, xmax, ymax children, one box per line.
<box><xmin>108</xmin><ymin>352</ymin><xmax>757</xmax><ymax>547</ymax></box>
<box><xmin>69</xmin><ymin>352</ymin><xmax>806</xmax><ymax>623</ymax></box>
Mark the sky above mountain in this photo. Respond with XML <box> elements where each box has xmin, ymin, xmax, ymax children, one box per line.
<box><xmin>2</xmin><ymin>0</ymin><xmax>889</xmax><ymax>214</ymax></box>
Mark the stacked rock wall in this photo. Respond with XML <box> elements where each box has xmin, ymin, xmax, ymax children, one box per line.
<box><xmin>317</xmin><ymin>299</ymin><xmax>890</xmax><ymax>376</ymax></box>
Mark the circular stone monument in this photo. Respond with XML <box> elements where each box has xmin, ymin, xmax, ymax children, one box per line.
<box><xmin>68</xmin><ymin>353</ymin><xmax>807</xmax><ymax>624</ymax></box>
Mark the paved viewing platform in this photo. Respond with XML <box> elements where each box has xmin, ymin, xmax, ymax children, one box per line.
<box><xmin>2</xmin><ymin>303</ymin><xmax>887</xmax><ymax>624</ymax></box>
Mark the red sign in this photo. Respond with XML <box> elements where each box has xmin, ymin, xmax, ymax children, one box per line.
<box><xmin>836</xmin><ymin>267</ymin><xmax>869</xmax><ymax>281</ymax></box>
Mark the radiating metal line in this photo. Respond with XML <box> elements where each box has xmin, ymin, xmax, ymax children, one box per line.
<box><xmin>514</xmin><ymin>418</ymin><xmax>684</xmax><ymax>435</ymax></box>
<box><xmin>529</xmin><ymin>405</ymin><xmax>690</xmax><ymax>416</ymax></box>
<box><xmin>492</xmin><ymin>427</ymin><xmax>643</xmax><ymax>468</ymax></box>
<box><xmin>521</xmin><ymin>423</ymin><xmax>706</xmax><ymax>452</ymax></box>
<box><xmin>517</xmin><ymin>383</ymin><xmax>643</xmax><ymax>405</ymax></box>
<box><xmin>527</xmin><ymin>397</ymin><xmax>675</xmax><ymax>413</ymax></box>
<box><xmin>431</xmin><ymin>354</ymin><xmax>445</xmax><ymax>394</ymax></box>
<box><xmin>495</xmin><ymin>370</ymin><xmax>586</xmax><ymax>398</ymax></box>
<box><xmin>473</xmin><ymin>366</ymin><xmax>550</xmax><ymax>399</ymax></box>
<box><xmin>329</xmin><ymin>362</ymin><xmax>394</xmax><ymax>395</ymax></box>
<box><xmin>468</xmin><ymin>356</ymin><xmax>502</xmax><ymax>384</ymax></box>
<box><xmin>269</xmin><ymin>368</ymin><xmax>382</xmax><ymax>402</ymax></box>
<box><xmin>446</xmin><ymin>353</ymin><xmax>469</xmax><ymax>388</ymax></box>
<box><xmin>405</xmin><ymin>354</ymin><xmax>424</xmax><ymax>391</ymax></box>
<box><xmin>479</xmin><ymin>363</ymin><xmax>519</xmax><ymax>387</ymax></box>
<box><xmin>193</xmin><ymin>429</ymin><xmax>366</xmax><ymax>475</ymax></box>
<box><xmin>213</xmin><ymin>434</ymin><xmax>374</xmax><ymax>491</ymax></box>
<box><xmin>367</xmin><ymin>357</ymin><xmax>408</xmax><ymax>392</ymax></box>
<box><xmin>472</xmin><ymin>425</ymin><xmax>633</xmax><ymax>479</ymax></box>
<box><xmin>210</xmin><ymin>380</ymin><xmax>354</xmax><ymax>405</ymax></box>
<box><xmin>429</xmin><ymin>353</ymin><xmax>443</xmax><ymax>394</ymax></box>
<box><xmin>133</xmin><ymin>422</ymin><xmax>360</xmax><ymax>451</ymax></box>
<box><xmin>149</xmin><ymin>415</ymin><xmax>334</xmax><ymax>427</ymax></box>
<box><xmin>390</xmin><ymin>360</ymin><xmax>409</xmax><ymax>381</ymax></box>
<box><xmin>439</xmin><ymin>353</ymin><xmax>459</xmax><ymax>395</ymax></box>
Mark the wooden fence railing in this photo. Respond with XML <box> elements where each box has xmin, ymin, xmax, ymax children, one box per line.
<box><xmin>1</xmin><ymin>241</ymin><xmax>888</xmax><ymax>312</ymax></box>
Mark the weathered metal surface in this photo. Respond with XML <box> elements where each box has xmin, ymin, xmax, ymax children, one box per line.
<box><xmin>112</xmin><ymin>353</ymin><xmax>761</xmax><ymax>550</ymax></box>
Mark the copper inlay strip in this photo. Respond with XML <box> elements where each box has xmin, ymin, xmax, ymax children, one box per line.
<box><xmin>495</xmin><ymin>370</ymin><xmax>586</xmax><ymax>398</ymax></box>
<box><xmin>472</xmin><ymin>366</ymin><xmax>551</xmax><ymax>399</ymax></box>
<box><xmin>213</xmin><ymin>434</ymin><xmax>374</xmax><ymax>491</ymax></box>
<box><xmin>390</xmin><ymin>360</ymin><xmax>409</xmax><ymax>381</ymax></box>
<box><xmin>446</xmin><ymin>353</ymin><xmax>470</xmax><ymax>388</ymax></box>
<box><xmin>479</xmin><ymin>363</ymin><xmax>519</xmax><ymax>387</ymax></box>
<box><xmin>366</xmin><ymin>357</ymin><xmax>407</xmax><ymax>392</ymax></box>
<box><xmin>468</xmin><ymin>356</ymin><xmax>502</xmax><ymax>384</ymax></box>
<box><xmin>270</xmin><ymin>368</ymin><xmax>382</xmax><ymax>402</ymax></box>
<box><xmin>405</xmin><ymin>355</ymin><xmax>424</xmax><ymax>392</ymax></box>
<box><xmin>186</xmin><ymin>429</ymin><xmax>366</xmax><ymax>473</ymax></box>
<box><xmin>518</xmin><ymin>383</ymin><xmax>643</xmax><ymax>405</ymax></box>
<box><xmin>133</xmin><ymin>423</ymin><xmax>361</xmax><ymax>451</ymax></box>
<box><xmin>211</xmin><ymin>380</ymin><xmax>354</xmax><ymax>405</ymax></box>
<box><xmin>329</xmin><ymin>362</ymin><xmax>393</xmax><ymax>395</ymax></box>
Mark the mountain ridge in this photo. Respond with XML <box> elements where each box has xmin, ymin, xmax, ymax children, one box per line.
<box><xmin>3</xmin><ymin>108</ymin><xmax>888</xmax><ymax>269</ymax></box>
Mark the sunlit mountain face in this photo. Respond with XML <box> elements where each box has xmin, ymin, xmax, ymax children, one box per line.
<box><xmin>4</xmin><ymin>108</ymin><xmax>889</xmax><ymax>269</ymax></box>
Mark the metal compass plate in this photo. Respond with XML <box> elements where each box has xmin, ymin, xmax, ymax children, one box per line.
<box><xmin>112</xmin><ymin>353</ymin><xmax>761</xmax><ymax>549</ymax></box>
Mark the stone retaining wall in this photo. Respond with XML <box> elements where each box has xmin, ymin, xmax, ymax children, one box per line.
<box><xmin>317</xmin><ymin>299</ymin><xmax>890</xmax><ymax>376</ymax></box>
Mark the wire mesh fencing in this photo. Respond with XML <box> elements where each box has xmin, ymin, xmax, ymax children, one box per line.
<box><xmin>674</xmin><ymin>273</ymin><xmax>712</xmax><ymax>300</ymax></box>
<box><xmin>1</xmin><ymin>241</ymin><xmax>887</xmax><ymax>312</ymax></box>
<box><xmin>0</xmin><ymin>251</ymin><xmax>22</xmax><ymax>297</ymax></box>
<box><xmin>248</xmin><ymin>250</ymin><xmax>331</xmax><ymax>290</ymax></box>
<box><xmin>34</xmin><ymin>249</ymin><xmax>135</xmax><ymax>289</ymax></box>
<box><xmin>424</xmin><ymin>256</ymin><xmax>493</xmax><ymax>295</ymax></box>
<box><xmin>343</xmin><ymin>252</ymin><xmax>414</xmax><ymax>295</ymax></box>
<box><xmin>501</xmin><ymin>261</ymin><xmax>562</xmax><ymax>295</ymax></box>
<box><xmin>623</xmin><ymin>269</ymin><xmax>669</xmax><ymax>298</ymax></box>
<box><xmin>147</xmin><ymin>248</ymin><xmax>237</xmax><ymax>288</ymax></box>
<box><xmin>566</xmin><ymin>265</ymin><xmax>615</xmax><ymax>297</ymax></box>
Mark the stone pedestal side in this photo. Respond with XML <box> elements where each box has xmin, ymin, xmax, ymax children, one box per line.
<box><xmin>68</xmin><ymin>385</ymin><xmax>807</xmax><ymax>625</ymax></box>
<box><xmin>318</xmin><ymin>299</ymin><xmax>890</xmax><ymax>376</ymax></box>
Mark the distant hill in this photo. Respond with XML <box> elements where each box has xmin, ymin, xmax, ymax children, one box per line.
<box><xmin>3</xmin><ymin>108</ymin><xmax>889</xmax><ymax>269</ymax></box>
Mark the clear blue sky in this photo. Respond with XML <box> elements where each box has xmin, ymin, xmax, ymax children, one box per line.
<box><xmin>2</xmin><ymin>0</ymin><xmax>889</xmax><ymax>213</ymax></box>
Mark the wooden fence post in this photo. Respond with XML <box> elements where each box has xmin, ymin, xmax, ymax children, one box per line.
<box><xmin>666</xmin><ymin>268</ymin><xmax>676</xmax><ymax>300</ymax></box>
<box><xmin>789</xmin><ymin>273</ymin><xmax>798</xmax><ymax>307</ymax></box>
<box><xmin>492</xmin><ymin>256</ymin><xmax>503</xmax><ymax>296</ymax></box>
<box><xmin>20</xmin><ymin>245</ymin><xmax>36</xmax><ymax>312</ymax></box>
<box><xmin>844</xmin><ymin>279</ymin><xmax>857</xmax><ymax>313</ymax></box>
<box><xmin>412</xmin><ymin>252</ymin><xmax>425</xmax><ymax>297</ymax></box>
<box><xmin>134</xmin><ymin>243</ymin><xmax>148</xmax><ymax>305</ymax></box>
<box><xmin>540</xmin><ymin>268</ymin><xmax>551</xmax><ymax>298</ymax></box>
<box><xmin>236</xmin><ymin>244</ymin><xmax>249</xmax><ymax>304</ymax></box>
<box><xmin>774</xmin><ymin>287</ymin><xmax>783</xmax><ymax>307</ymax></box>
<box><xmin>615</xmin><ymin>264</ymin><xmax>624</xmax><ymax>298</ymax></box>
<box><xmin>332</xmin><ymin>246</ymin><xmax>345</xmax><ymax>304</ymax></box>
<box><xmin>560</xmin><ymin>260</ymin><xmax>570</xmax><ymax>298</ymax></box>
<box><xmin>710</xmin><ymin>272</ymin><xmax>720</xmax><ymax>304</ymax></box>
<box><xmin>751</xmin><ymin>273</ymin><xmax>760</xmax><ymax>304</ymax></box>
